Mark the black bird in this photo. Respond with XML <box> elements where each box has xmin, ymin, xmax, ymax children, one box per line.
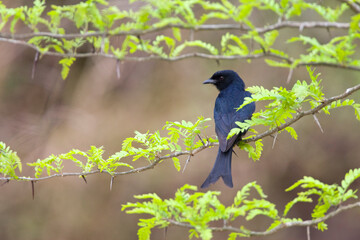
<box><xmin>201</xmin><ymin>70</ymin><xmax>255</xmax><ymax>188</ymax></box>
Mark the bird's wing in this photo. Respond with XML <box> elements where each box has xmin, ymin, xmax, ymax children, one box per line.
<box><xmin>214</xmin><ymin>91</ymin><xmax>255</xmax><ymax>153</ymax></box>
<box><xmin>215</xmin><ymin>111</ymin><xmax>238</xmax><ymax>152</ymax></box>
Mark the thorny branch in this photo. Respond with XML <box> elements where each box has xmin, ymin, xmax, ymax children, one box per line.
<box><xmin>1</xmin><ymin>37</ymin><xmax>360</xmax><ymax>72</ymax></box>
<box><xmin>166</xmin><ymin>201</ymin><xmax>360</xmax><ymax>237</ymax></box>
<box><xmin>0</xmin><ymin>21</ymin><xmax>351</xmax><ymax>40</ymax></box>
<box><xmin>0</xmin><ymin>19</ymin><xmax>359</xmax><ymax>72</ymax></box>
<box><xmin>243</xmin><ymin>83</ymin><xmax>360</xmax><ymax>143</ymax></box>
<box><xmin>1</xmin><ymin>83</ymin><xmax>359</xmax><ymax>183</ymax></box>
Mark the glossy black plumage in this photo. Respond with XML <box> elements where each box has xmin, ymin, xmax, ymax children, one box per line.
<box><xmin>201</xmin><ymin>70</ymin><xmax>255</xmax><ymax>188</ymax></box>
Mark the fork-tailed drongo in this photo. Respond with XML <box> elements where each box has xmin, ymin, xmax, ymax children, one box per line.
<box><xmin>201</xmin><ymin>70</ymin><xmax>255</xmax><ymax>188</ymax></box>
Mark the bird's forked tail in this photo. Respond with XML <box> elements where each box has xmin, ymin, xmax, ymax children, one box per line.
<box><xmin>201</xmin><ymin>148</ymin><xmax>233</xmax><ymax>188</ymax></box>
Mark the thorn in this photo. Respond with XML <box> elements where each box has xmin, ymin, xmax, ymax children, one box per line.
<box><xmin>307</xmin><ymin>226</ymin><xmax>311</xmax><ymax>240</ymax></box>
<box><xmin>110</xmin><ymin>176</ymin><xmax>114</xmax><ymax>191</ymax></box>
<box><xmin>1</xmin><ymin>179</ymin><xmax>10</xmax><ymax>186</ymax></box>
<box><xmin>164</xmin><ymin>226</ymin><xmax>168</xmax><ymax>240</ymax></box>
<box><xmin>197</xmin><ymin>134</ymin><xmax>205</xmax><ymax>146</ymax></box>
<box><xmin>326</xmin><ymin>27</ymin><xmax>332</xmax><ymax>39</ymax></box>
<box><xmin>182</xmin><ymin>155</ymin><xmax>191</xmax><ymax>173</ymax></box>
<box><xmin>232</xmin><ymin>148</ymin><xmax>239</xmax><ymax>158</ymax></box>
<box><xmin>223</xmin><ymin>219</ymin><xmax>228</xmax><ymax>227</ymax></box>
<box><xmin>91</xmin><ymin>44</ymin><xmax>96</xmax><ymax>53</ymax></box>
<box><xmin>31</xmin><ymin>180</ymin><xmax>35</xmax><ymax>200</ymax></box>
<box><xmin>100</xmin><ymin>33</ymin><xmax>106</xmax><ymax>53</ymax></box>
<box><xmin>272</xmin><ymin>132</ymin><xmax>278</xmax><ymax>149</ymax></box>
<box><xmin>286</xmin><ymin>67</ymin><xmax>294</xmax><ymax>84</ymax></box>
<box><xmin>260</xmin><ymin>44</ymin><xmax>266</xmax><ymax>54</ymax></box>
<box><xmin>81</xmin><ymin>175</ymin><xmax>87</xmax><ymax>184</ymax></box>
<box><xmin>190</xmin><ymin>29</ymin><xmax>194</xmax><ymax>41</ymax></box>
<box><xmin>116</xmin><ymin>59</ymin><xmax>121</xmax><ymax>80</ymax></box>
<box><xmin>299</xmin><ymin>23</ymin><xmax>305</xmax><ymax>32</ymax></box>
<box><xmin>313</xmin><ymin>114</ymin><xmax>324</xmax><ymax>133</ymax></box>
<box><xmin>32</xmin><ymin>51</ymin><xmax>39</xmax><ymax>79</ymax></box>
<box><xmin>137</xmin><ymin>35</ymin><xmax>145</xmax><ymax>50</ymax></box>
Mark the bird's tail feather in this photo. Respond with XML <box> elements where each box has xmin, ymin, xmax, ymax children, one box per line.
<box><xmin>201</xmin><ymin>148</ymin><xmax>233</xmax><ymax>188</ymax></box>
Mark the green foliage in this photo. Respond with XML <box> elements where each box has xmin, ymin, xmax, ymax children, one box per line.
<box><xmin>0</xmin><ymin>0</ymin><xmax>358</xmax><ymax>78</ymax></box>
<box><xmin>0</xmin><ymin>142</ymin><xmax>22</xmax><ymax>179</ymax></box>
<box><xmin>2</xmin><ymin>66</ymin><xmax>357</xmax><ymax>178</ymax></box>
<box><xmin>231</xmin><ymin>67</ymin><xmax>359</xmax><ymax>161</ymax></box>
<box><xmin>1</xmin><ymin>117</ymin><xmax>210</xmax><ymax>179</ymax></box>
<box><xmin>59</xmin><ymin>57</ymin><xmax>76</xmax><ymax>79</ymax></box>
<box><xmin>285</xmin><ymin>168</ymin><xmax>360</xmax><ymax>231</ymax></box>
<box><xmin>163</xmin><ymin>117</ymin><xmax>211</xmax><ymax>152</ymax></box>
<box><xmin>122</xmin><ymin>169</ymin><xmax>360</xmax><ymax>239</ymax></box>
<box><xmin>122</xmin><ymin>182</ymin><xmax>277</xmax><ymax>240</ymax></box>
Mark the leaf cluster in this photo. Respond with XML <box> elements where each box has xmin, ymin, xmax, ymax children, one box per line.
<box><xmin>0</xmin><ymin>142</ymin><xmax>22</xmax><ymax>179</ymax></box>
<box><xmin>0</xmin><ymin>0</ymin><xmax>358</xmax><ymax>78</ymax></box>
<box><xmin>122</xmin><ymin>168</ymin><xmax>360</xmax><ymax>239</ymax></box>
<box><xmin>284</xmin><ymin>168</ymin><xmax>360</xmax><ymax>231</ymax></box>
<box><xmin>3</xmin><ymin>117</ymin><xmax>211</xmax><ymax>179</ymax></box>
<box><xmin>231</xmin><ymin>67</ymin><xmax>359</xmax><ymax>161</ymax></box>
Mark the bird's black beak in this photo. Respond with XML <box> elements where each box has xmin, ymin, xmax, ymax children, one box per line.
<box><xmin>203</xmin><ymin>79</ymin><xmax>216</xmax><ymax>84</ymax></box>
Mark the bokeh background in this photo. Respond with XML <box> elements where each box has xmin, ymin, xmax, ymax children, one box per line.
<box><xmin>1</xmin><ymin>1</ymin><xmax>360</xmax><ymax>240</ymax></box>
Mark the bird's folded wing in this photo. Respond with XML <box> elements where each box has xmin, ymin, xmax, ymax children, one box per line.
<box><xmin>215</xmin><ymin>101</ymin><xmax>255</xmax><ymax>153</ymax></box>
<box><xmin>215</xmin><ymin>112</ymin><xmax>238</xmax><ymax>152</ymax></box>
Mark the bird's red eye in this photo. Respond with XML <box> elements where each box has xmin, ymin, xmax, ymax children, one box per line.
<box><xmin>219</xmin><ymin>76</ymin><xmax>224</xmax><ymax>80</ymax></box>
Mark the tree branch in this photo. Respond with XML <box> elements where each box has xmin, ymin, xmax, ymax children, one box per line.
<box><xmin>2</xmin><ymin>37</ymin><xmax>360</xmax><ymax>72</ymax></box>
<box><xmin>0</xmin><ymin>141</ymin><xmax>216</xmax><ymax>182</ymax></box>
<box><xmin>0</xmin><ymin>21</ymin><xmax>351</xmax><ymax>40</ymax></box>
<box><xmin>341</xmin><ymin>0</ymin><xmax>360</xmax><ymax>13</ymax></box>
<box><xmin>166</xmin><ymin>201</ymin><xmax>360</xmax><ymax>237</ymax></box>
<box><xmin>1</xmin><ymin>83</ymin><xmax>359</xmax><ymax>183</ymax></box>
<box><xmin>243</xmin><ymin>83</ymin><xmax>360</xmax><ymax>143</ymax></box>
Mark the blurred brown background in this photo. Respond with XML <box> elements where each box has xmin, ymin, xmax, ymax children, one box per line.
<box><xmin>1</xmin><ymin>1</ymin><xmax>360</xmax><ymax>240</ymax></box>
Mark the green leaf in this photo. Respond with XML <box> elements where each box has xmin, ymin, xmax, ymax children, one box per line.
<box><xmin>172</xmin><ymin>157</ymin><xmax>181</xmax><ymax>171</ymax></box>
<box><xmin>59</xmin><ymin>57</ymin><xmax>76</xmax><ymax>80</ymax></box>
<box><xmin>0</xmin><ymin>142</ymin><xmax>22</xmax><ymax>179</ymax></box>
<box><xmin>172</xmin><ymin>27</ymin><xmax>181</xmax><ymax>41</ymax></box>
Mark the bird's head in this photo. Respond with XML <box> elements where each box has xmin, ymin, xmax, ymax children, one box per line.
<box><xmin>203</xmin><ymin>70</ymin><xmax>245</xmax><ymax>91</ymax></box>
